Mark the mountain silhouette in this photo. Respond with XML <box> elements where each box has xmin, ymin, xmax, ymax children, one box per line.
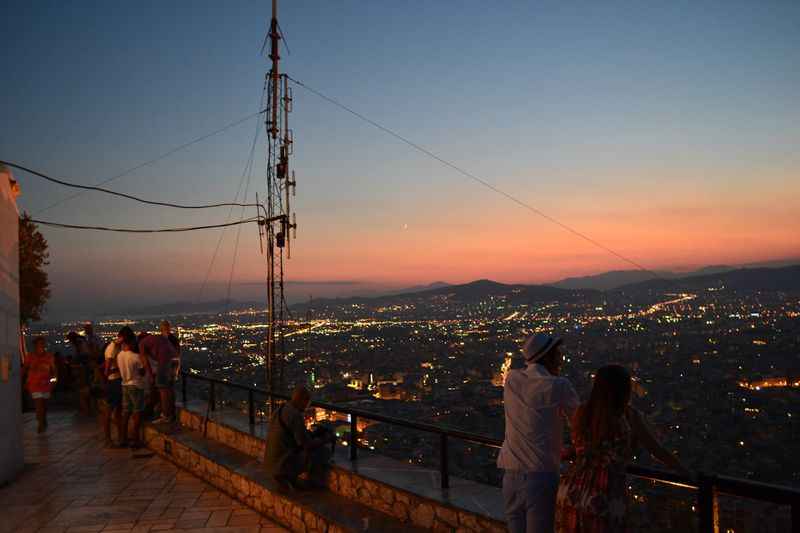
<box><xmin>616</xmin><ymin>265</ymin><xmax>800</xmax><ymax>292</ymax></box>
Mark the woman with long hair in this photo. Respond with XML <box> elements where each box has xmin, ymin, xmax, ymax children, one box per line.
<box><xmin>555</xmin><ymin>365</ymin><xmax>689</xmax><ymax>532</ymax></box>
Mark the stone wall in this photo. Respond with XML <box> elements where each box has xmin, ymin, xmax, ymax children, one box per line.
<box><xmin>0</xmin><ymin>165</ymin><xmax>23</xmax><ymax>485</ymax></box>
<box><xmin>142</xmin><ymin>423</ymin><xmax>348</xmax><ymax>533</ymax></box>
<box><xmin>178</xmin><ymin>408</ymin><xmax>506</xmax><ymax>532</ymax></box>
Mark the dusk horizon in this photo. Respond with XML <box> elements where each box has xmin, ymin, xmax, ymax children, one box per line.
<box><xmin>3</xmin><ymin>0</ymin><xmax>799</xmax><ymax>322</ymax></box>
<box><xmin>36</xmin><ymin>256</ymin><xmax>800</xmax><ymax>322</ymax></box>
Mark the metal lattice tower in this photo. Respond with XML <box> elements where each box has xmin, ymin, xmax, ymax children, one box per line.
<box><xmin>263</xmin><ymin>0</ymin><xmax>296</xmax><ymax>412</ymax></box>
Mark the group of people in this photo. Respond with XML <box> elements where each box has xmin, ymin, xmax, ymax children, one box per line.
<box><xmin>22</xmin><ymin>320</ymin><xmax>182</xmax><ymax>448</ymax></box>
<box><xmin>499</xmin><ymin>332</ymin><xmax>690</xmax><ymax>533</ymax></box>
<box><xmin>100</xmin><ymin>320</ymin><xmax>181</xmax><ymax>448</ymax></box>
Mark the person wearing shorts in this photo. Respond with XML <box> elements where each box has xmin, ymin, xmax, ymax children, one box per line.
<box><xmin>102</xmin><ymin>327</ymin><xmax>133</xmax><ymax>447</ymax></box>
<box><xmin>123</xmin><ymin>386</ymin><xmax>144</xmax><ymax>416</ymax></box>
<box><xmin>117</xmin><ymin>339</ymin><xmax>148</xmax><ymax>449</ymax></box>
<box><xmin>24</xmin><ymin>337</ymin><xmax>56</xmax><ymax>434</ymax></box>
<box><xmin>139</xmin><ymin>320</ymin><xmax>180</xmax><ymax>423</ymax></box>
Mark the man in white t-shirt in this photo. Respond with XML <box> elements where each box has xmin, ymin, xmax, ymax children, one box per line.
<box><xmin>117</xmin><ymin>340</ymin><xmax>150</xmax><ymax>449</ymax></box>
<box><xmin>498</xmin><ymin>332</ymin><xmax>580</xmax><ymax>533</ymax></box>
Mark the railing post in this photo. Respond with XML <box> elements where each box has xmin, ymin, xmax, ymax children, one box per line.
<box><xmin>350</xmin><ymin>414</ymin><xmax>358</xmax><ymax>461</ymax></box>
<box><xmin>181</xmin><ymin>373</ymin><xmax>187</xmax><ymax>406</ymax></box>
<box><xmin>440</xmin><ymin>433</ymin><xmax>449</xmax><ymax>490</ymax></box>
<box><xmin>209</xmin><ymin>381</ymin><xmax>216</xmax><ymax>412</ymax></box>
<box><xmin>248</xmin><ymin>389</ymin><xmax>255</xmax><ymax>426</ymax></box>
<box><xmin>697</xmin><ymin>473</ymin><xmax>719</xmax><ymax>533</ymax></box>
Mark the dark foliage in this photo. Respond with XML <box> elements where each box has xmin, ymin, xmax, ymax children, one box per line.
<box><xmin>19</xmin><ymin>213</ymin><xmax>51</xmax><ymax>324</ymax></box>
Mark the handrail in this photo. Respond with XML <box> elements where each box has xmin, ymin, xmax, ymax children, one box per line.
<box><xmin>180</xmin><ymin>371</ymin><xmax>800</xmax><ymax>533</ymax></box>
<box><xmin>182</xmin><ymin>371</ymin><xmax>503</xmax><ymax>446</ymax></box>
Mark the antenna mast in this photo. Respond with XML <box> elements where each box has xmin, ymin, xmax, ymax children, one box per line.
<box><xmin>265</xmin><ymin>0</ymin><xmax>296</xmax><ymax>414</ymax></box>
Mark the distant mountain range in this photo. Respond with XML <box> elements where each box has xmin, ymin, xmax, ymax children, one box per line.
<box><xmin>616</xmin><ymin>265</ymin><xmax>800</xmax><ymax>293</ymax></box>
<box><xmin>106</xmin><ymin>262</ymin><xmax>800</xmax><ymax>319</ymax></box>
<box><xmin>383</xmin><ymin>281</ymin><xmax>451</xmax><ymax>295</ymax></box>
<box><xmin>121</xmin><ymin>299</ymin><xmax>264</xmax><ymax>318</ymax></box>
<box><xmin>113</xmin><ymin>283</ymin><xmax>454</xmax><ymax>318</ymax></box>
<box><xmin>291</xmin><ymin>264</ymin><xmax>800</xmax><ymax>311</ymax></box>
<box><xmin>289</xmin><ymin>278</ymin><xmax>597</xmax><ymax>313</ymax></box>
<box><xmin>549</xmin><ymin>266</ymin><xmax>731</xmax><ymax>291</ymax></box>
<box><xmin>549</xmin><ymin>258</ymin><xmax>800</xmax><ymax>291</ymax></box>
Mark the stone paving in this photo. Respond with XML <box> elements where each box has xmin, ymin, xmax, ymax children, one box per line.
<box><xmin>1</xmin><ymin>410</ymin><xmax>288</xmax><ymax>533</ymax></box>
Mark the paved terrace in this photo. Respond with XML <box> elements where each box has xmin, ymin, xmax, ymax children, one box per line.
<box><xmin>1</xmin><ymin>410</ymin><xmax>288</xmax><ymax>533</ymax></box>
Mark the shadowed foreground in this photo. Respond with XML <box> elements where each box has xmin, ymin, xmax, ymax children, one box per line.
<box><xmin>0</xmin><ymin>410</ymin><xmax>287</xmax><ymax>533</ymax></box>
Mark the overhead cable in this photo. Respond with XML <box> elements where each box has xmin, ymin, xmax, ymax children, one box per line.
<box><xmin>199</xmin><ymin>98</ymin><xmax>265</xmax><ymax>300</ymax></box>
<box><xmin>225</xmin><ymin>114</ymin><xmax>260</xmax><ymax>311</ymax></box>
<box><xmin>285</xmin><ymin>75</ymin><xmax>661</xmax><ymax>279</ymax></box>
<box><xmin>32</xmin><ymin>108</ymin><xmax>267</xmax><ymax>215</ymax></box>
<box><xmin>2</xmin><ymin>160</ymin><xmax>265</xmax><ymax>214</ymax></box>
<box><xmin>30</xmin><ymin>217</ymin><xmax>263</xmax><ymax>234</ymax></box>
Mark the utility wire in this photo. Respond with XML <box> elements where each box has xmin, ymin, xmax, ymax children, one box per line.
<box><xmin>199</xmin><ymin>97</ymin><xmax>265</xmax><ymax>300</ymax></box>
<box><xmin>4</xmin><ymin>160</ymin><xmax>264</xmax><ymax>213</ymax></box>
<box><xmin>224</xmin><ymin>124</ymin><xmax>259</xmax><ymax>312</ymax></box>
<box><xmin>30</xmin><ymin>109</ymin><xmax>267</xmax><ymax>215</ymax></box>
<box><xmin>286</xmin><ymin>75</ymin><xmax>662</xmax><ymax>279</ymax></box>
<box><xmin>31</xmin><ymin>217</ymin><xmax>262</xmax><ymax>234</ymax></box>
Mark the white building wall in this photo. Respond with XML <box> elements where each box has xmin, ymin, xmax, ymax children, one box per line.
<box><xmin>0</xmin><ymin>164</ymin><xmax>23</xmax><ymax>484</ymax></box>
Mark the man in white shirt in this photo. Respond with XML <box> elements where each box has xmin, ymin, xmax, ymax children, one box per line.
<box><xmin>117</xmin><ymin>340</ymin><xmax>150</xmax><ymax>449</ymax></box>
<box><xmin>498</xmin><ymin>332</ymin><xmax>580</xmax><ymax>533</ymax></box>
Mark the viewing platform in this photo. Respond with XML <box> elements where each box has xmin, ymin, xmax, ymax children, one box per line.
<box><xmin>3</xmin><ymin>409</ymin><xmax>287</xmax><ymax>533</ymax></box>
<box><xmin>4</xmin><ymin>376</ymin><xmax>799</xmax><ymax>533</ymax></box>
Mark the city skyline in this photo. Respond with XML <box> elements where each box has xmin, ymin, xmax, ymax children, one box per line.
<box><xmin>3</xmin><ymin>1</ymin><xmax>799</xmax><ymax>318</ymax></box>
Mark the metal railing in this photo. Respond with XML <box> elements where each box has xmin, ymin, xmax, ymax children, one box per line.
<box><xmin>181</xmin><ymin>371</ymin><xmax>800</xmax><ymax>533</ymax></box>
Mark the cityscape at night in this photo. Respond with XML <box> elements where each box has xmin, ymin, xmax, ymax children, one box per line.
<box><xmin>30</xmin><ymin>266</ymin><xmax>800</xmax><ymax>531</ymax></box>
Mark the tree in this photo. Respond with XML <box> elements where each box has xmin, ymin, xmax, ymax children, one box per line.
<box><xmin>19</xmin><ymin>214</ymin><xmax>51</xmax><ymax>325</ymax></box>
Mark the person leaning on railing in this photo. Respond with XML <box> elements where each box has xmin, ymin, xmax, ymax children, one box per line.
<box><xmin>498</xmin><ymin>332</ymin><xmax>580</xmax><ymax>533</ymax></box>
<box><xmin>555</xmin><ymin>364</ymin><xmax>690</xmax><ymax>533</ymax></box>
<box><xmin>139</xmin><ymin>320</ymin><xmax>180</xmax><ymax>423</ymax></box>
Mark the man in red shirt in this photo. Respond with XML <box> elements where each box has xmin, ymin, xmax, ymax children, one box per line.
<box><xmin>24</xmin><ymin>336</ymin><xmax>56</xmax><ymax>433</ymax></box>
<box><xmin>139</xmin><ymin>320</ymin><xmax>180</xmax><ymax>423</ymax></box>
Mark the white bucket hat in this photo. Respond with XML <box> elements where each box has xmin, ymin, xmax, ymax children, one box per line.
<box><xmin>523</xmin><ymin>333</ymin><xmax>563</xmax><ymax>363</ymax></box>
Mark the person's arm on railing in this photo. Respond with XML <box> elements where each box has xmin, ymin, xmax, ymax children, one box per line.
<box><xmin>629</xmin><ymin>407</ymin><xmax>690</xmax><ymax>477</ymax></box>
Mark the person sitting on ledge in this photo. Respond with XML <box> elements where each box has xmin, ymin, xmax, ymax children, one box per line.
<box><xmin>264</xmin><ymin>385</ymin><xmax>334</xmax><ymax>491</ymax></box>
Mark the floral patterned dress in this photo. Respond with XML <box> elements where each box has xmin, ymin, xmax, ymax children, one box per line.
<box><xmin>555</xmin><ymin>409</ymin><xmax>635</xmax><ymax>533</ymax></box>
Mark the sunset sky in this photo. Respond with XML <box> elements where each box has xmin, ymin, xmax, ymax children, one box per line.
<box><xmin>2</xmin><ymin>1</ymin><xmax>799</xmax><ymax>318</ymax></box>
